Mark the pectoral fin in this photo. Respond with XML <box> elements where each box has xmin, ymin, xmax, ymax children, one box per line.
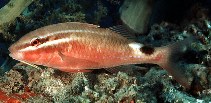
<box><xmin>57</xmin><ymin>51</ymin><xmax>99</xmax><ymax>72</ymax></box>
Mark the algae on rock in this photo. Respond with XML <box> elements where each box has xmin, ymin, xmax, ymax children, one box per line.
<box><xmin>0</xmin><ymin>0</ymin><xmax>34</xmax><ymax>26</ymax></box>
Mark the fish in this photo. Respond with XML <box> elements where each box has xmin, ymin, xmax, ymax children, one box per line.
<box><xmin>119</xmin><ymin>0</ymin><xmax>154</xmax><ymax>33</ymax></box>
<box><xmin>9</xmin><ymin>22</ymin><xmax>194</xmax><ymax>89</ymax></box>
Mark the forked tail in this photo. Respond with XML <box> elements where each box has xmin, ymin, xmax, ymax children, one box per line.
<box><xmin>156</xmin><ymin>37</ymin><xmax>196</xmax><ymax>89</ymax></box>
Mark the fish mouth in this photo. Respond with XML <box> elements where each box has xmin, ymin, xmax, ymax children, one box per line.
<box><xmin>9</xmin><ymin>52</ymin><xmax>23</xmax><ymax>61</ymax></box>
<box><xmin>8</xmin><ymin>46</ymin><xmax>23</xmax><ymax>61</ymax></box>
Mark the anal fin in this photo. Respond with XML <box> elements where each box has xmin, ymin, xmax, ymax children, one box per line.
<box><xmin>58</xmin><ymin>68</ymin><xmax>93</xmax><ymax>73</ymax></box>
<box><xmin>104</xmin><ymin>65</ymin><xmax>146</xmax><ymax>74</ymax></box>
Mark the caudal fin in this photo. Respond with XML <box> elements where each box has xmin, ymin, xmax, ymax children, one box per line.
<box><xmin>156</xmin><ymin>37</ymin><xmax>196</xmax><ymax>89</ymax></box>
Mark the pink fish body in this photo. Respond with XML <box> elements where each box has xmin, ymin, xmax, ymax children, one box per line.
<box><xmin>9</xmin><ymin>22</ymin><xmax>193</xmax><ymax>88</ymax></box>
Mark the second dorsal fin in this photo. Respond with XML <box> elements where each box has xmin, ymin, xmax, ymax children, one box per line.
<box><xmin>108</xmin><ymin>25</ymin><xmax>137</xmax><ymax>41</ymax></box>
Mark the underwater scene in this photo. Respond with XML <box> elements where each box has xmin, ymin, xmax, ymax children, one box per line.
<box><xmin>0</xmin><ymin>0</ymin><xmax>211</xmax><ymax>102</ymax></box>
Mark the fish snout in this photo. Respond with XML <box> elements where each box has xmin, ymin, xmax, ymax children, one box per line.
<box><xmin>8</xmin><ymin>45</ymin><xmax>15</xmax><ymax>53</ymax></box>
<box><xmin>8</xmin><ymin>45</ymin><xmax>23</xmax><ymax>60</ymax></box>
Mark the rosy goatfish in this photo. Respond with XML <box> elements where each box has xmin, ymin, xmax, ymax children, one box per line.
<box><xmin>9</xmin><ymin>22</ymin><xmax>193</xmax><ymax>88</ymax></box>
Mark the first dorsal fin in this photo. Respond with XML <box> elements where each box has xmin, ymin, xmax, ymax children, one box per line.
<box><xmin>65</xmin><ymin>22</ymin><xmax>100</xmax><ymax>28</ymax></box>
<box><xmin>108</xmin><ymin>25</ymin><xmax>137</xmax><ymax>41</ymax></box>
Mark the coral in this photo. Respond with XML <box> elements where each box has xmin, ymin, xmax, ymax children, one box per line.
<box><xmin>94</xmin><ymin>72</ymin><xmax>139</xmax><ymax>102</ymax></box>
<box><xmin>161</xmin><ymin>80</ymin><xmax>202</xmax><ymax>103</ymax></box>
<box><xmin>0</xmin><ymin>69</ymin><xmax>25</xmax><ymax>94</ymax></box>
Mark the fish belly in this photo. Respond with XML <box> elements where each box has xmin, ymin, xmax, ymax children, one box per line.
<box><xmin>44</xmin><ymin>42</ymin><xmax>135</xmax><ymax>72</ymax></box>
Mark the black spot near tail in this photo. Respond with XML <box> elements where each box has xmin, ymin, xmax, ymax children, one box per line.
<box><xmin>140</xmin><ymin>46</ymin><xmax>155</xmax><ymax>55</ymax></box>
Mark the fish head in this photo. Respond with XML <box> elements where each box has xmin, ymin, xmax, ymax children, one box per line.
<box><xmin>9</xmin><ymin>30</ymin><xmax>48</xmax><ymax>64</ymax></box>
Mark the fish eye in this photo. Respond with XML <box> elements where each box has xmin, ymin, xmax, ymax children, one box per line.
<box><xmin>31</xmin><ymin>38</ymin><xmax>41</xmax><ymax>46</ymax></box>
